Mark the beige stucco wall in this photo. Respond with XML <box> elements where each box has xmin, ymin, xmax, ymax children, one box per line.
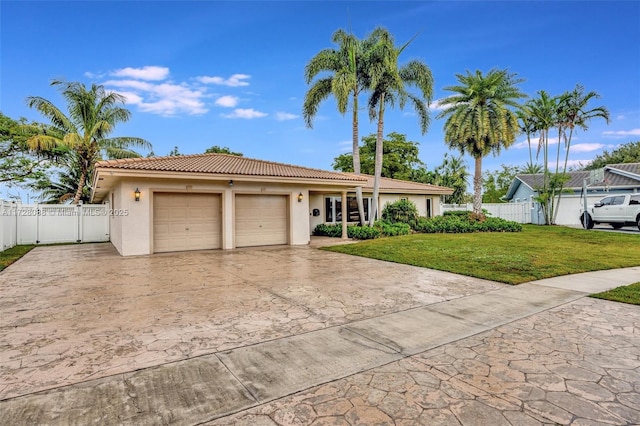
<box><xmin>109</xmin><ymin>183</ymin><xmax>123</xmax><ymax>254</ymax></box>
<box><xmin>309</xmin><ymin>193</ymin><xmax>445</xmax><ymax>233</ymax></box>
<box><xmin>309</xmin><ymin>194</ymin><xmax>325</xmax><ymax>234</ymax></box>
<box><xmin>110</xmin><ymin>178</ymin><xmax>311</xmax><ymax>256</ymax></box>
<box><xmin>377</xmin><ymin>194</ymin><xmax>443</xmax><ymax>218</ymax></box>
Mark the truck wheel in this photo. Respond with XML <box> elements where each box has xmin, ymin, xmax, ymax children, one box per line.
<box><xmin>581</xmin><ymin>213</ymin><xmax>594</xmax><ymax>229</ymax></box>
<box><xmin>611</xmin><ymin>223</ymin><xmax>624</xmax><ymax>230</ymax></box>
<box><xmin>637</xmin><ymin>215</ymin><xmax>640</xmax><ymax>231</ymax></box>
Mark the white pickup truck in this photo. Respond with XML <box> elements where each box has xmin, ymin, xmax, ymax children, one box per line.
<box><xmin>581</xmin><ymin>193</ymin><xmax>640</xmax><ymax>230</ymax></box>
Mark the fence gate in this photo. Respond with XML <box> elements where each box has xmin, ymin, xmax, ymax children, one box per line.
<box><xmin>1</xmin><ymin>202</ymin><xmax>110</xmax><ymax>252</ymax></box>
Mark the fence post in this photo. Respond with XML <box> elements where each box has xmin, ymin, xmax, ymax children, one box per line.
<box><xmin>77</xmin><ymin>204</ymin><xmax>82</xmax><ymax>243</ymax></box>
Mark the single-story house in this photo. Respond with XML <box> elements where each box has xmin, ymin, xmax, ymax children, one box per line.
<box><xmin>91</xmin><ymin>153</ymin><xmax>453</xmax><ymax>256</ymax></box>
<box><xmin>504</xmin><ymin>163</ymin><xmax>640</xmax><ymax>225</ymax></box>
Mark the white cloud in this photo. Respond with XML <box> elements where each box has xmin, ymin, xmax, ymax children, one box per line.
<box><xmin>215</xmin><ymin>95</ymin><xmax>239</xmax><ymax>107</ymax></box>
<box><xmin>111</xmin><ymin>66</ymin><xmax>169</xmax><ymax>81</ymax></box>
<box><xmin>197</xmin><ymin>73</ymin><xmax>250</xmax><ymax>87</ymax></box>
<box><xmin>338</xmin><ymin>140</ymin><xmax>352</xmax><ymax>152</ymax></box>
<box><xmin>222</xmin><ymin>108</ymin><xmax>267</xmax><ymax>119</ymax></box>
<box><xmin>548</xmin><ymin>159</ymin><xmax>590</xmax><ymax>170</ymax></box>
<box><xmin>429</xmin><ymin>98</ymin><xmax>450</xmax><ymax>111</ymax></box>
<box><xmin>512</xmin><ymin>137</ymin><xmax>561</xmax><ymax>149</ymax></box>
<box><xmin>616</xmin><ymin>115</ymin><xmax>625</xmax><ymax>120</ymax></box>
<box><xmin>602</xmin><ymin>128</ymin><xmax>640</xmax><ymax>137</ymax></box>
<box><xmin>104</xmin><ymin>78</ymin><xmax>207</xmax><ymax>116</ymax></box>
<box><xmin>275</xmin><ymin>112</ymin><xmax>298</xmax><ymax>121</ymax></box>
<box><xmin>570</xmin><ymin>143</ymin><xmax>605</xmax><ymax>153</ymax></box>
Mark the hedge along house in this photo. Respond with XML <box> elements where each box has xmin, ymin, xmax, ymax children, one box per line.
<box><xmin>91</xmin><ymin>153</ymin><xmax>453</xmax><ymax>256</ymax></box>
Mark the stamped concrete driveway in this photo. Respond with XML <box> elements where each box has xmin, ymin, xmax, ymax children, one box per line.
<box><xmin>0</xmin><ymin>243</ymin><xmax>503</xmax><ymax>400</ymax></box>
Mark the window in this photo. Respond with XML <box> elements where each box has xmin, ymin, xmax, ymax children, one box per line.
<box><xmin>325</xmin><ymin>196</ymin><xmax>371</xmax><ymax>222</ymax></box>
<box><xmin>630</xmin><ymin>195</ymin><xmax>640</xmax><ymax>205</ymax></box>
<box><xmin>600</xmin><ymin>197</ymin><xmax>614</xmax><ymax>206</ymax></box>
<box><xmin>612</xmin><ymin>196</ymin><xmax>625</xmax><ymax>206</ymax></box>
<box><xmin>426</xmin><ymin>198</ymin><xmax>432</xmax><ymax>218</ymax></box>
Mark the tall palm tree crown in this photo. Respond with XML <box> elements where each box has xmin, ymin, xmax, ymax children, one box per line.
<box><xmin>303</xmin><ymin>29</ymin><xmax>368</xmax><ymax>224</ymax></box>
<box><xmin>437</xmin><ymin>69</ymin><xmax>526</xmax><ymax>215</ymax></box>
<box><xmin>26</xmin><ymin>80</ymin><xmax>151</xmax><ymax>204</ymax></box>
<box><xmin>366</xmin><ymin>27</ymin><xmax>434</xmax><ymax>224</ymax></box>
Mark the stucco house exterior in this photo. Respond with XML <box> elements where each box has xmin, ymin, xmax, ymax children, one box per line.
<box><xmin>504</xmin><ymin>163</ymin><xmax>640</xmax><ymax>225</ymax></box>
<box><xmin>91</xmin><ymin>153</ymin><xmax>453</xmax><ymax>256</ymax></box>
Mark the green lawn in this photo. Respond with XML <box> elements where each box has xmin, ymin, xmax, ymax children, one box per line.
<box><xmin>0</xmin><ymin>245</ymin><xmax>35</xmax><ymax>272</ymax></box>
<box><xmin>592</xmin><ymin>282</ymin><xmax>640</xmax><ymax>305</ymax></box>
<box><xmin>324</xmin><ymin>225</ymin><xmax>640</xmax><ymax>285</ymax></box>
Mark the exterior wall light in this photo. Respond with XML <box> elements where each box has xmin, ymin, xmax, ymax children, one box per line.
<box><xmin>134</xmin><ymin>188</ymin><xmax>141</xmax><ymax>202</ymax></box>
<box><xmin>228</xmin><ymin>180</ymin><xmax>234</xmax><ymax>187</ymax></box>
<box><xmin>298</xmin><ymin>192</ymin><xmax>303</xmax><ymax>202</ymax></box>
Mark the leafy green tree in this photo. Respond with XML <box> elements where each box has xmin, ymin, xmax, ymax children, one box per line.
<box><xmin>0</xmin><ymin>112</ymin><xmax>62</xmax><ymax>189</ymax></box>
<box><xmin>437</xmin><ymin>69</ymin><xmax>526</xmax><ymax>216</ymax></box>
<box><xmin>168</xmin><ymin>146</ymin><xmax>181</xmax><ymax>156</ymax></box>
<box><xmin>482</xmin><ymin>164</ymin><xmax>520</xmax><ymax>203</ymax></box>
<box><xmin>304</xmin><ymin>29</ymin><xmax>368</xmax><ymax>224</ymax></box>
<box><xmin>332</xmin><ymin>132</ymin><xmax>428</xmax><ymax>180</ymax></box>
<box><xmin>366</xmin><ymin>28</ymin><xmax>434</xmax><ymax>224</ymax></box>
<box><xmin>26</xmin><ymin>80</ymin><xmax>151</xmax><ymax>204</ymax></box>
<box><xmin>204</xmin><ymin>145</ymin><xmax>243</xmax><ymax>156</ymax></box>
<box><xmin>433</xmin><ymin>153</ymin><xmax>469</xmax><ymax>204</ymax></box>
<box><xmin>584</xmin><ymin>141</ymin><xmax>640</xmax><ymax>170</ymax></box>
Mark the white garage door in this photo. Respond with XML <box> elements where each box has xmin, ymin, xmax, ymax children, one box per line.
<box><xmin>235</xmin><ymin>195</ymin><xmax>288</xmax><ymax>247</ymax></box>
<box><xmin>154</xmin><ymin>193</ymin><xmax>221</xmax><ymax>253</ymax></box>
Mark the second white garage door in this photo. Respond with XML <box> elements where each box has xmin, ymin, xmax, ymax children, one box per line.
<box><xmin>235</xmin><ymin>195</ymin><xmax>288</xmax><ymax>247</ymax></box>
<box><xmin>154</xmin><ymin>193</ymin><xmax>221</xmax><ymax>253</ymax></box>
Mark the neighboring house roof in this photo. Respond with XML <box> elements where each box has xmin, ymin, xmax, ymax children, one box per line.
<box><xmin>355</xmin><ymin>174</ymin><xmax>454</xmax><ymax>195</ymax></box>
<box><xmin>504</xmin><ymin>163</ymin><xmax>640</xmax><ymax>200</ymax></box>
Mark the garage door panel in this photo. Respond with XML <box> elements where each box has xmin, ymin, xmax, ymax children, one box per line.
<box><xmin>235</xmin><ymin>195</ymin><xmax>288</xmax><ymax>248</ymax></box>
<box><xmin>154</xmin><ymin>193</ymin><xmax>221</xmax><ymax>253</ymax></box>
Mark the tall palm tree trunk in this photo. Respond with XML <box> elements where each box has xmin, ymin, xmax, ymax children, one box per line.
<box><xmin>370</xmin><ymin>94</ymin><xmax>385</xmax><ymax>226</ymax></box>
<box><xmin>73</xmin><ymin>168</ymin><xmax>87</xmax><ymax>205</ymax></box>
<box><xmin>472</xmin><ymin>155</ymin><xmax>483</xmax><ymax>215</ymax></box>
<box><xmin>553</xmin><ymin>126</ymin><xmax>575</xmax><ymax>224</ymax></box>
<box><xmin>352</xmin><ymin>95</ymin><xmax>365</xmax><ymax>225</ymax></box>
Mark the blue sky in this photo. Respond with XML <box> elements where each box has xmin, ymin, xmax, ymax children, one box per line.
<box><xmin>2</xmin><ymin>1</ymin><xmax>639</xmax><ymax>189</ymax></box>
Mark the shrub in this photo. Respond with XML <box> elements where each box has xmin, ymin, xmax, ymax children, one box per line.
<box><xmin>313</xmin><ymin>223</ymin><xmax>343</xmax><ymax>237</ymax></box>
<box><xmin>348</xmin><ymin>225</ymin><xmax>381</xmax><ymax>240</ymax></box>
<box><xmin>381</xmin><ymin>199</ymin><xmax>419</xmax><ymax>228</ymax></box>
<box><xmin>313</xmin><ymin>223</ymin><xmax>381</xmax><ymax>240</ymax></box>
<box><xmin>375</xmin><ymin>220</ymin><xmax>411</xmax><ymax>237</ymax></box>
<box><xmin>413</xmin><ymin>214</ymin><xmax>522</xmax><ymax>233</ymax></box>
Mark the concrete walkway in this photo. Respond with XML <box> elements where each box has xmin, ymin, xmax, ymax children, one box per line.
<box><xmin>1</xmin><ymin>266</ymin><xmax>638</xmax><ymax>425</ymax></box>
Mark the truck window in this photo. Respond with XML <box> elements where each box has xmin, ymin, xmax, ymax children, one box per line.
<box><xmin>599</xmin><ymin>197</ymin><xmax>614</xmax><ymax>206</ymax></box>
<box><xmin>630</xmin><ymin>195</ymin><xmax>640</xmax><ymax>205</ymax></box>
<box><xmin>612</xmin><ymin>196</ymin><xmax>625</xmax><ymax>206</ymax></box>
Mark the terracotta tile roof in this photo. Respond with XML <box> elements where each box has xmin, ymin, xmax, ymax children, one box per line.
<box><xmin>95</xmin><ymin>153</ymin><xmax>367</xmax><ymax>182</ymax></box>
<box><xmin>355</xmin><ymin>174</ymin><xmax>454</xmax><ymax>194</ymax></box>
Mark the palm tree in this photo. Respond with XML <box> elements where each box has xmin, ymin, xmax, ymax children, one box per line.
<box><xmin>552</xmin><ymin>85</ymin><xmax>609</xmax><ymax>222</ymax></box>
<box><xmin>26</xmin><ymin>80</ymin><xmax>151</xmax><ymax>204</ymax></box>
<box><xmin>435</xmin><ymin>153</ymin><xmax>469</xmax><ymax>204</ymax></box>
<box><xmin>517</xmin><ymin>102</ymin><xmax>537</xmax><ymax>169</ymax></box>
<box><xmin>38</xmin><ymin>153</ymin><xmax>92</xmax><ymax>203</ymax></box>
<box><xmin>366</xmin><ymin>28</ymin><xmax>434</xmax><ymax>224</ymax></box>
<box><xmin>437</xmin><ymin>69</ymin><xmax>526</xmax><ymax>216</ymax></box>
<box><xmin>303</xmin><ymin>29</ymin><xmax>367</xmax><ymax>224</ymax></box>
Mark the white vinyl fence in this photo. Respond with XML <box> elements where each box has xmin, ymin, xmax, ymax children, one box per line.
<box><xmin>0</xmin><ymin>201</ymin><xmax>110</xmax><ymax>252</ymax></box>
<box><xmin>442</xmin><ymin>202</ymin><xmax>532</xmax><ymax>224</ymax></box>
